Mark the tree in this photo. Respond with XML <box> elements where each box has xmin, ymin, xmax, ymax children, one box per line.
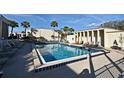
<box><xmin>50</xmin><ymin>21</ymin><xmax>58</xmax><ymax>40</ymax></box>
<box><xmin>69</xmin><ymin>28</ymin><xmax>74</xmax><ymax>32</ymax></box>
<box><xmin>21</xmin><ymin>31</ymin><xmax>25</xmax><ymax>37</ymax></box>
<box><xmin>55</xmin><ymin>30</ymin><xmax>61</xmax><ymax>42</ymax></box>
<box><xmin>60</xmin><ymin>32</ymin><xmax>67</xmax><ymax>41</ymax></box>
<box><xmin>68</xmin><ymin>28</ymin><xmax>75</xmax><ymax>35</ymax></box>
<box><xmin>21</xmin><ymin>31</ymin><xmax>25</xmax><ymax>33</ymax></box>
<box><xmin>62</xmin><ymin>26</ymin><xmax>74</xmax><ymax>35</ymax></box>
<box><xmin>8</xmin><ymin>20</ymin><xmax>19</xmax><ymax>35</ymax></box>
<box><xmin>31</xmin><ymin>28</ymin><xmax>38</xmax><ymax>36</ymax></box>
<box><xmin>118</xmin><ymin>20</ymin><xmax>124</xmax><ymax>30</ymax></box>
<box><xmin>63</xmin><ymin>26</ymin><xmax>74</xmax><ymax>32</ymax></box>
<box><xmin>63</xmin><ymin>26</ymin><xmax>70</xmax><ymax>32</ymax></box>
<box><xmin>100</xmin><ymin>20</ymin><xmax>124</xmax><ymax>30</ymax></box>
<box><xmin>21</xmin><ymin>21</ymin><xmax>30</xmax><ymax>37</ymax></box>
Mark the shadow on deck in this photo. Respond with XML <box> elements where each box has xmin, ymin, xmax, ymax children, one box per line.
<box><xmin>2</xmin><ymin>43</ymin><xmax>124</xmax><ymax>78</ymax></box>
<box><xmin>94</xmin><ymin>51</ymin><xmax>124</xmax><ymax>78</ymax></box>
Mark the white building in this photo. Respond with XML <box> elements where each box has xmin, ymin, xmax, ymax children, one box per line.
<box><xmin>67</xmin><ymin>28</ymin><xmax>124</xmax><ymax>49</ymax></box>
<box><xmin>27</xmin><ymin>28</ymin><xmax>59</xmax><ymax>41</ymax></box>
<box><xmin>0</xmin><ymin>15</ymin><xmax>10</xmax><ymax>39</ymax></box>
<box><xmin>67</xmin><ymin>35</ymin><xmax>75</xmax><ymax>43</ymax></box>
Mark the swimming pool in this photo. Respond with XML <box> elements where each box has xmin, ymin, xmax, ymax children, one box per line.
<box><xmin>35</xmin><ymin>44</ymin><xmax>99</xmax><ymax>64</ymax></box>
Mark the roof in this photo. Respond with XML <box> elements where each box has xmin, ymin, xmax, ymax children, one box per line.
<box><xmin>105</xmin><ymin>28</ymin><xmax>124</xmax><ymax>33</ymax></box>
<box><xmin>75</xmin><ymin>27</ymin><xmax>124</xmax><ymax>33</ymax></box>
<box><xmin>0</xmin><ymin>15</ymin><xmax>11</xmax><ymax>24</ymax></box>
<box><xmin>34</xmin><ymin>28</ymin><xmax>53</xmax><ymax>30</ymax></box>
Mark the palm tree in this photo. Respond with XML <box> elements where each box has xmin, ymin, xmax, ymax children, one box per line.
<box><xmin>61</xmin><ymin>26</ymin><xmax>74</xmax><ymax>42</ymax></box>
<box><xmin>21</xmin><ymin>31</ymin><xmax>25</xmax><ymax>37</ymax></box>
<box><xmin>55</xmin><ymin>30</ymin><xmax>61</xmax><ymax>42</ymax></box>
<box><xmin>63</xmin><ymin>26</ymin><xmax>70</xmax><ymax>32</ymax></box>
<box><xmin>69</xmin><ymin>28</ymin><xmax>74</xmax><ymax>32</ymax></box>
<box><xmin>50</xmin><ymin>21</ymin><xmax>58</xmax><ymax>40</ymax></box>
<box><xmin>69</xmin><ymin>28</ymin><xmax>75</xmax><ymax>35</ymax></box>
<box><xmin>21</xmin><ymin>21</ymin><xmax>30</xmax><ymax>37</ymax></box>
<box><xmin>63</xmin><ymin>26</ymin><xmax>75</xmax><ymax>35</ymax></box>
<box><xmin>8</xmin><ymin>20</ymin><xmax>19</xmax><ymax>35</ymax></box>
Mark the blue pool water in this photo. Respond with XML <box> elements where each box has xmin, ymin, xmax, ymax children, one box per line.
<box><xmin>36</xmin><ymin>44</ymin><xmax>99</xmax><ymax>63</ymax></box>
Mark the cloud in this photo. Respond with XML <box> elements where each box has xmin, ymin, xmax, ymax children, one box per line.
<box><xmin>66</xmin><ymin>19</ymin><xmax>81</xmax><ymax>23</ymax></box>
<box><xmin>10</xmin><ymin>14</ymin><xmax>47</xmax><ymax>22</ymax></box>
<box><xmin>87</xmin><ymin>23</ymin><xmax>99</xmax><ymax>27</ymax></box>
<box><xmin>66</xmin><ymin>15</ymin><xmax>104</xmax><ymax>24</ymax></box>
<box><xmin>88</xmin><ymin>15</ymin><xmax>103</xmax><ymax>21</ymax></box>
<box><xmin>35</xmin><ymin>16</ymin><xmax>47</xmax><ymax>22</ymax></box>
<box><xmin>9</xmin><ymin>14</ymin><xmax>33</xmax><ymax>17</ymax></box>
<box><xmin>85</xmin><ymin>15</ymin><xmax>106</xmax><ymax>23</ymax></box>
<box><xmin>49</xmin><ymin>18</ymin><xmax>57</xmax><ymax>22</ymax></box>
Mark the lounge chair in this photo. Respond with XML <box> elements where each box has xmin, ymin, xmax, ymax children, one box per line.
<box><xmin>83</xmin><ymin>42</ymin><xmax>90</xmax><ymax>47</ymax></box>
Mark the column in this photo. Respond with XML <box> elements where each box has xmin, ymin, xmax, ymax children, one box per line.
<box><xmin>78</xmin><ymin>32</ymin><xmax>80</xmax><ymax>43</ymax></box>
<box><xmin>74</xmin><ymin>33</ymin><xmax>77</xmax><ymax>43</ymax></box>
<box><xmin>83</xmin><ymin>31</ymin><xmax>86</xmax><ymax>43</ymax></box>
<box><xmin>92</xmin><ymin>31</ymin><xmax>95</xmax><ymax>44</ymax></box>
<box><xmin>74</xmin><ymin>33</ymin><xmax>76</xmax><ymax>42</ymax></box>
<box><xmin>84</xmin><ymin>31</ymin><xmax>87</xmax><ymax>43</ymax></box>
<box><xmin>80</xmin><ymin>32</ymin><xmax>82</xmax><ymax>43</ymax></box>
<box><xmin>76</xmin><ymin>32</ymin><xmax>79</xmax><ymax>43</ymax></box>
<box><xmin>97</xmin><ymin>30</ymin><xmax>100</xmax><ymax>46</ymax></box>
<box><xmin>81</xmin><ymin>32</ymin><xmax>84</xmax><ymax>43</ymax></box>
<box><xmin>87</xmin><ymin>31</ymin><xmax>89</xmax><ymax>43</ymax></box>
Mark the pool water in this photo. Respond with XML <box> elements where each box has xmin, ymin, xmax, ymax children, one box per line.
<box><xmin>36</xmin><ymin>44</ymin><xmax>98</xmax><ymax>63</ymax></box>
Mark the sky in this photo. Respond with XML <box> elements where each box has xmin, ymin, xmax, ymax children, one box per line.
<box><xmin>3</xmin><ymin>14</ymin><xmax>124</xmax><ymax>32</ymax></box>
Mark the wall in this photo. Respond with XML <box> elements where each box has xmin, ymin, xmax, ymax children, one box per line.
<box><xmin>0</xmin><ymin>16</ymin><xmax>9</xmax><ymax>39</ymax></box>
<box><xmin>105</xmin><ymin>30</ymin><xmax>124</xmax><ymax>48</ymax></box>
<box><xmin>2</xmin><ymin>21</ymin><xmax>8</xmax><ymax>39</ymax></box>
<box><xmin>0</xmin><ymin>19</ymin><xmax>2</xmax><ymax>38</ymax></box>
<box><xmin>67</xmin><ymin>35</ymin><xmax>75</xmax><ymax>43</ymax></box>
<box><xmin>27</xmin><ymin>29</ymin><xmax>59</xmax><ymax>41</ymax></box>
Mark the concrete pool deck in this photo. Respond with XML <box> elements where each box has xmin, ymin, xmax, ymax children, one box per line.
<box><xmin>1</xmin><ymin>43</ymin><xmax>124</xmax><ymax>78</ymax></box>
